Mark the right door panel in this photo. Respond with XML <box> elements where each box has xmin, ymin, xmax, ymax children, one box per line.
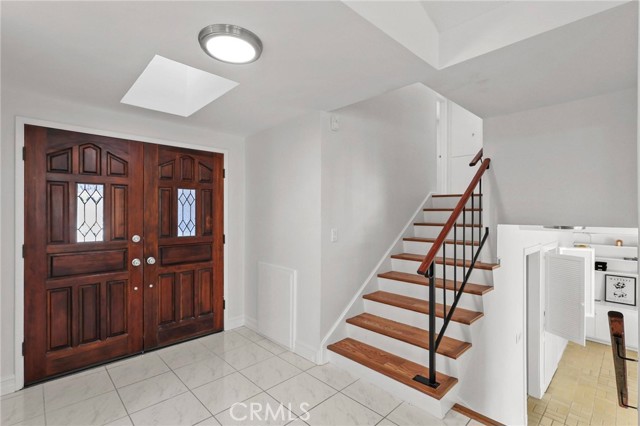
<box><xmin>143</xmin><ymin>144</ymin><xmax>224</xmax><ymax>349</ymax></box>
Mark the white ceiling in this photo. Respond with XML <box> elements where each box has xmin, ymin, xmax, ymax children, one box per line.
<box><xmin>421</xmin><ymin>1</ymin><xmax>511</xmax><ymax>32</ymax></box>
<box><xmin>2</xmin><ymin>1</ymin><xmax>637</xmax><ymax>136</ymax></box>
<box><xmin>1</xmin><ymin>1</ymin><xmax>432</xmax><ymax>137</ymax></box>
<box><xmin>422</xmin><ymin>1</ymin><xmax>638</xmax><ymax>117</ymax></box>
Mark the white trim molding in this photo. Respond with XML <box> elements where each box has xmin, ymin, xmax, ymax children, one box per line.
<box><xmin>294</xmin><ymin>340</ymin><xmax>321</xmax><ymax>365</ymax></box>
<box><xmin>14</xmin><ymin>116</ymin><xmax>231</xmax><ymax>392</ymax></box>
<box><xmin>225</xmin><ymin>315</ymin><xmax>246</xmax><ymax>330</ymax></box>
<box><xmin>244</xmin><ymin>316</ymin><xmax>258</xmax><ymax>332</ymax></box>
<box><xmin>1</xmin><ymin>375</ymin><xmax>17</xmax><ymax>396</ymax></box>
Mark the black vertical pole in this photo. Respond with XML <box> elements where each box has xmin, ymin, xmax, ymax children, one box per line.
<box><xmin>428</xmin><ymin>262</ymin><xmax>437</xmax><ymax>386</ymax></box>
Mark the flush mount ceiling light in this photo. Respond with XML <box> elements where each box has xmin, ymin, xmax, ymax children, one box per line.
<box><xmin>199</xmin><ymin>24</ymin><xmax>263</xmax><ymax>64</ymax></box>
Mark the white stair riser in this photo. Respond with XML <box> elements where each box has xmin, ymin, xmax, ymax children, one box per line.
<box><xmin>403</xmin><ymin>241</ymin><xmax>475</xmax><ymax>259</ymax></box>
<box><xmin>413</xmin><ymin>225</ymin><xmax>485</xmax><ymax>241</ymax></box>
<box><xmin>391</xmin><ymin>259</ymin><xmax>494</xmax><ymax>286</ymax></box>
<box><xmin>429</xmin><ymin>196</ymin><xmax>483</xmax><ymax>209</ymax></box>
<box><xmin>364</xmin><ymin>299</ymin><xmax>474</xmax><ymax>343</ymax></box>
<box><xmin>328</xmin><ymin>351</ymin><xmax>455</xmax><ymax>419</ymax></box>
<box><xmin>346</xmin><ymin>324</ymin><xmax>462</xmax><ymax>377</ymax></box>
<box><xmin>377</xmin><ymin>278</ymin><xmax>484</xmax><ymax>312</ymax></box>
<box><xmin>422</xmin><ymin>210</ymin><xmax>481</xmax><ymax>223</ymax></box>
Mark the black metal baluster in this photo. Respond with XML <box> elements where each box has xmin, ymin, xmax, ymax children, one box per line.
<box><xmin>463</xmin><ymin>206</ymin><xmax>466</xmax><ymax>283</ymax></box>
<box><xmin>479</xmin><ymin>178</ymin><xmax>483</xmax><ymax>245</ymax></box>
<box><xmin>428</xmin><ymin>262</ymin><xmax>437</xmax><ymax>386</ymax></box>
<box><xmin>471</xmin><ymin>190</ymin><xmax>475</xmax><ymax>266</ymax></box>
<box><xmin>453</xmin><ymin>223</ymin><xmax>457</xmax><ymax>298</ymax></box>
<box><xmin>442</xmin><ymin>242</ymin><xmax>446</xmax><ymax>321</ymax></box>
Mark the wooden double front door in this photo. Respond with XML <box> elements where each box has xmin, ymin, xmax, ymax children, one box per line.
<box><xmin>24</xmin><ymin>125</ymin><xmax>224</xmax><ymax>384</ymax></box>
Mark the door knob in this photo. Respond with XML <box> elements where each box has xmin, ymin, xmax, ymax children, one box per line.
<box><xmin>131</xmin><ymin>234</ymin><xmax>141</xmax><ymax>243</ymax></box>
<box><xmin>133</xmin><ymin>286</ymin><xmax>139</xmax><ymax>291</ymax></box>
<box><xmin>132</xmin><ymin>258</ymin><xmax>141</xmax><ymax>267</ymax></box>
<box><xmin>146</xmin><ymin>256</ymin><xmax>156</xmax><ymax>265</ymax></box>
<box><xmin>149</xmin><ymin>284</ymin><xmax>154</xmax><ymax>288</ymax></box>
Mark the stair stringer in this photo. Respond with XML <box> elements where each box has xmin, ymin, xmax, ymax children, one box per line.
<box><xmin>317</xmin><ymin>192</ymin><xmax>435</xmax><ymax>364</ymax></box>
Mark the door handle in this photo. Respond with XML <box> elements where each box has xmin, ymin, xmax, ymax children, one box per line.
<box><xmin>132</xmin><ymin>258</ymin><xmax>141</xmax><ymax>267</ymax></box>
<box><xmin>146</xmin><ymin>256</ymin><xmax>156</xmax><ymax>265</ymax></box>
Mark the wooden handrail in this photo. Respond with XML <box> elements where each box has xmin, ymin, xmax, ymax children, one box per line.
<box><xmin>417</xmin><ymin>158</ymin><xmax>491</xmax><ymax>275</ymax></box>
<box><xmin>609</xmin><ymin>311</ymin><xmax>638</xmax><ymax>409</ymax></box>
<box><xmin>469</xmin><ymin>148</ymin><xmax>483</xmax><ymax>167</ymax></box>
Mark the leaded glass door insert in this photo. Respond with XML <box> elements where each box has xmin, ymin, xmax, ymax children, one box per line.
<box><xmin>76</xmin><ymin>183</ymin><xmax>104</xmax><ymax>242</ymax></box>
<box><xmin>177</xmin><ymin>189</ymin><xmax>196</xmax><ymax>237</ymax></box>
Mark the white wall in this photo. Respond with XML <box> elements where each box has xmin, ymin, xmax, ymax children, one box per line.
<box><xmin>244</xmin><ymin>112</ymin><xmax>324</xmax><ymax>358</ymax></box>
<box><xmin>484</xmin><ymin>88</ymin><xmax>638</xmax><ymax>234</ymax></box>
<box><xmin>243</xmin><ymin>83</ymin><xmax>439</xmax><ymax>356</ymax></box>
<box><xmin>0</xmin><ymin>87</ymin><xmax>246</xmax><ymax>392</ymax></box>
<box><xmin>320</xmin><ymin>83</ymin><xmax>438</xmax><ymax>338</ymax></box>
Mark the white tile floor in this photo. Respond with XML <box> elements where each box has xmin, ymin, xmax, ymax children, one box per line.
<box><xmin>1</xmin><ymin>327</ymin><xmax>474</xmax><ymax>426</ymax></box>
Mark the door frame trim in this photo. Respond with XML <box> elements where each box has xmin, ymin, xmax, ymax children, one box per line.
<box><xmin>14</xmin><ymin>116</ymin><xmax>229</xmax><ymax>391</ymax></box>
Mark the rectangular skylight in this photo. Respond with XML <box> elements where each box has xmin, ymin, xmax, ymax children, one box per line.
<box><xmin>121</xmin><ymin>55</ymin><xmax>239</xmax><ymax>117</ymax></box>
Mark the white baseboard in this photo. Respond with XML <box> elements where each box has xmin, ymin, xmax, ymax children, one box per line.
<box><xmin>245</xmin><ymin>316</ymin><xmax>317</xmax><ymax>363</ymax></box>
<box><xmin>244</xmin><ymin>316</ymin><xmax>258</xmax><ymax>331</ymax></box>
<box><xmin>294</xmin><ymin>340</ymin><xmax>320</xmax><ymax>364</ymax></box>
<box><xmin>1</xmin><ymin>375</ymin><xmax>17</xmax><ymax>396</ymax></box>
<box><xmin>226</xmin><ymin>315</ymin><xmax>246</xmax><ymax>330</ymax></box>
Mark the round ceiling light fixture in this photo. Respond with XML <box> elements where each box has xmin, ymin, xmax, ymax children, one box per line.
<box><xmin>198</xmin><ymin>24</ymin><xmax>263</xmax><ymax>64</ymax></box>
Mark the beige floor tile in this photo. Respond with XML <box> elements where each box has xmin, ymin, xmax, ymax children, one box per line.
<box><xmin>527</xmin><ymin>341</ymin><xmax>638</xmax><ymax>426</ymax></box>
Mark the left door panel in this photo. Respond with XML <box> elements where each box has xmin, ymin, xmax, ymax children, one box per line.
<box><xmin>24</xmin><ymin>125</ymin><xmax>144</xmax><ymax>384</ymax></box>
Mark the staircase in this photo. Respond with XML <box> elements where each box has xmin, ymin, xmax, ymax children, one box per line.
<box><xmin>327</xmin><ymin>151</ymin><xmax>497</xmax><ymax>418</ymax></box>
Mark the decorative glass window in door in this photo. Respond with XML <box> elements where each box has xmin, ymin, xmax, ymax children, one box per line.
<box><xmin>178</xmin><ymin>189</ymin><xmax>196</xmax><ymax>237</ymax></box>
<box><xmin>77</xmin><ymin>183</ymin><xmax>104</xmax><ymax>242</ymax></box>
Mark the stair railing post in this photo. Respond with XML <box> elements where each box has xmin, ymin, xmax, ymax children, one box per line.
<box><xmin>428</xmin><ymin>261</ymin><xmax>437</xmax><ymax>386</ymax></box>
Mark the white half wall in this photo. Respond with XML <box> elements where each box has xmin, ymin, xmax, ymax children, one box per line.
<box><xmin>244</xmin><ymin>112</ymin><xmax>324</xmax><ymax>359</ymax></box>
<box><xmin>470</xmin><ymin>224</ymin><xmax>571</xmax><ymax>425</ymax></box>
<box><xmin>320</xmin><ymin>83</ymin><xmax>439</xmax><ymax>338</ymax></box>
<box><xmin>0</xmin><ymin>87</ymin><xmax>246</xmax><ymax>392</ymax></box>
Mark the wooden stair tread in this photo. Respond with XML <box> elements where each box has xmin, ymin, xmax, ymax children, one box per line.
<box><xmin>347</xmin><ymin>313</ymin><xmax>471</xmax><ymax>359</ymax></box>
<box><xmin>378</xmin><ymin>271</ymin><xmax>493</xmax><ymax>295</ymax></box>
<box><xmin>404</xmin><ymin>237</ymin><xmax>479</xmax><ymax>246</ymax></box>
<box><xmin>423</xmin><ymin>208</ymin><xmax>481</xmax><ymax>212</ymax></box>
<box><xmin>390</xmin><ymin>253</ymin><xmax>499</xmax><ymax>270</ymax></box>
<box><xmin>432</xmin><ymin>194</ymin><xmax>482</xmax><ymax>198</ymax></box>
<box><xmin>363</xmin><ymin>291</ymin><xmax>483</xmax><ymax>325</ymax></box>
<box><xmin>414</xmin><ymin>222</ymin><xmax>482</xmax><ymax>228</ymax></box>
<box><xmin>327</xmin><ymin>338</ymin><xmax>458</xmax><ymax>400</ymax></box>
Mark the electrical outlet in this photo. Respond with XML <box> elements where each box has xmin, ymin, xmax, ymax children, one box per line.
<box><xmin>330</xmin><ymin>228</ymin><xmax>338</xmax><ymax>242</ymax></box>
